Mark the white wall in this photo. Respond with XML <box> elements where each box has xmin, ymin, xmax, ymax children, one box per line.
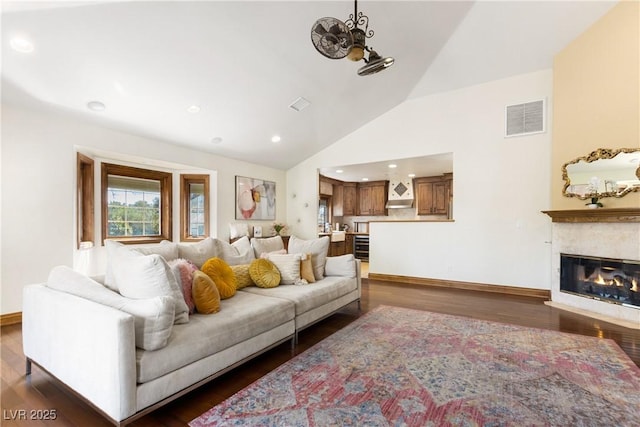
<box><xmin>1</xmin><ymin>104</ymin><xmax>286</xmax><ymax>314</ymax></box>
<box><xmin>287</xmin><ymin>70</ymin><xmax>553</xmax><ymax>290</ymax></box>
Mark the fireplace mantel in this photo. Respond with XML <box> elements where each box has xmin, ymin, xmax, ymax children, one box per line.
<box><xmin>542</xmin><ymin>208</ymin><xmax>640</xmax><ymax>223</ymax></box>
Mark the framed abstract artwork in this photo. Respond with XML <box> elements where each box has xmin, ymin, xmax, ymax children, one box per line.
<box><xmin>235</xmin><ymin>176</ymin><xmax>276</xmax><ymax>220</ymax></box>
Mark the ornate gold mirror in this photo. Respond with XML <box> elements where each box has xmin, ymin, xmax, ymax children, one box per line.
<box><xmin>562</xmin><ymin>148</ymin><xmax>640</xmax><ymax>199</ymax></box>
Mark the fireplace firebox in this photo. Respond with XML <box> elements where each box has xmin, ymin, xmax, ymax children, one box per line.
<box><xmin>560</xmin><ymin>254</ymin><xmax>640</xmax><ymax>309</ymax></box>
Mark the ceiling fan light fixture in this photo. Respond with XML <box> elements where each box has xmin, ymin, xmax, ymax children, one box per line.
<box><xmin>311</xmin><ymin>0</ymin><xmax>394</xmax><ymax>74</ymax></box>
<box><xmin>357</xmin><ymin>51</ymin><xmax>395</xmax><ymax>76</ymax></box>
<box><xmin>347</xmin><ymin>28</ymin><xmax>366</xmax><ymax>61</ymax></box>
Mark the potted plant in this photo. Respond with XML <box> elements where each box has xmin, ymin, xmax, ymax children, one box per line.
<box><xmin>586</xmin><ymin>196</ymin><xmax>603</xmax><ymax>209</ymax></box>
<box><xmin>272</xmin><ymin>222</ymin><xmax>287</xmax><ymax>236</ymax></box>
<box><xmin>585</xmin><ymin>177</ymin><xmax>604</xmax><ymax>209</ymax></box>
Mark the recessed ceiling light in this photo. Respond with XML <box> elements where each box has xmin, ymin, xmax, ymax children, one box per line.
<box><xmin>10</xmin><ymin>37</ymin><xmax>34</xmax><ymax>53</ymax></box>
<box><xmin>271</xmin><ymin>135</ymin><xmax>281</xmax><ymax>143</ymax></box>
<box><xmin>336</xmin><ymin>169</ymin><xmax>344</xmax><ymax>173</ymax></box>
<box><xmin>211</xmin><ymin>136</ymin><xmax>223</xmax><ymax>144</ymax></box>
<box><xmin>187</xmin><ymin>105</ymin><xmax>200</xmax><ymax>114</ymax></box>
<box><xmin>388</xmin><ymin>164</ymin><xmax>397</xmax><ymax>168</ymax></box>
<box><xmin>408</xmin><ymin>173</ymin><xmax>416</xmax><ymax>178</ymax></box>
<box><xmin>361</xmin><ymin>177</ymin><xmax>369</xmax><ymax>181</ymax></box>
<box><xmin>87</xmin><ymin>101</ymin><xmax>106</xmax><ymax>112</ymax></box>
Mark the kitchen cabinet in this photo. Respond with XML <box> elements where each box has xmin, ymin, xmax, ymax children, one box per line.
<box><xmin>329</xmin><ymin>240</ymin><xmax>346</xmax><ymax>257</ymax></box>
<box><xmin>345</xmin><ymin>234</ymin><xmax>354</xmax><ymax>255</ymax></box>
<box><xmin>319</xmin><ymin>177</ymin><xmax>333</xmax><ymax>196</ymax></box>
<box><xmin>333</xmin><ymin>183</ymin><xmax>344</xmax><ymax>217</ymax></box>
<box><xmin>342</xmin><ymin>183</ymin><xmax>357</xmax><ymax>216</ymax></box>
<box><xmin>415</xmin><ymin>174</ymin><xmax>452</xmax><ymax>216</ymax></box>
<box><xmin>357</xmin><ymin>181</ymin><xmax>388</xmax><ymax>216</ymax></box>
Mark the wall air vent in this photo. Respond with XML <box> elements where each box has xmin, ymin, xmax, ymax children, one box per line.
<box><xmin>505</xmin><ymin>99</ymin><xmax>545</xmax><ymax>137</ymax></box>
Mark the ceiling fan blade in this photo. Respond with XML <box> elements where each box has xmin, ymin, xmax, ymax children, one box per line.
<box><xmin>314</xmin><ymin>23</ymin><xmax>328</xmax><ymax>36</ymax></box>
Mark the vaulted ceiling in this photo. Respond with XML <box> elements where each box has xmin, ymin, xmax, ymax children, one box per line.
<box><xmin>1</xmin><ymin>1</ymin><xmax>616</xmax><ymax>169</ymax></box>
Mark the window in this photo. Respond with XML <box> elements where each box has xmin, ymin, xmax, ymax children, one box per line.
<box><xmin>180</xmin><ymin>174</ymin><xmax>210</xmax><ymax>241</ymax></box>
<box><xmin>77</xmin><ymin>153</ymin><xmax>94</xmax><ymax>249</ymax></box>
<box><xmin>101</xmin><ymin>163</ymin><xmax>172</xmax><ymax>244</ymax></box>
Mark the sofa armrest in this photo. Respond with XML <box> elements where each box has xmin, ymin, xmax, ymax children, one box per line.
<box><xmin>23</xmin><ymin>284</ymin><xmax>137</xmax><ymax>422</ymax></box>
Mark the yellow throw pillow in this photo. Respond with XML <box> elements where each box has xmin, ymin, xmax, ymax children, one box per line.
<box><xmin>202</xmin><ymin>257</ymin><xmax>237</xmax><ymax>299</ymax></box>
<box><xmin>191</xmin><ymin>271</ymin><xmax>220</xmax><ymax>314</ymax></box>
<box><xmin>300</xmin><ymin>253</ymin><xmax>316</xmax><ymax>283</ymax></box>
<box><xmin>231</xmin><ymin>264</ymin><xmax>254</xmax><ymax>289</ymax></box>
<box><xmin>249</xmin><ymin>259</ymin><xmax>281</xmax><ymax>288</ymax></box>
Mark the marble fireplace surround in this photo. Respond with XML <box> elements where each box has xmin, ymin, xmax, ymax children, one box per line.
<box><xmin>543</xmin><ymin>208</ymin><xmax>640</xmax><ymax>329</ymax></box>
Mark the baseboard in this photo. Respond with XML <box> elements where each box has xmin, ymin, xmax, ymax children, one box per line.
<box><xmin>0</xmin><ymin>312</ymin><xmax>22</xmax><ymax>326</ymax></box>
<box><xmin>368</xmin><ymin>273</ymin><xmax>550</xmax><ymax>300</ymax></box>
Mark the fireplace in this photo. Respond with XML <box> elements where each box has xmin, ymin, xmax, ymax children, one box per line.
<box><xmin>542</xmin><ymin>209</ymin><xmax>640</xmax><ymax>328</ymax></box>
<box><xmin>560</xmin><ymin>254</ymin><xmax>640</xmax><ymax>309</ymax></box>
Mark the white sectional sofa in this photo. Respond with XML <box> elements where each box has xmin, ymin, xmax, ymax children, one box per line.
<box><xmin>22</xmin><ymin>235</ymin><xmax>361</xmax><ymax>425</ymax></box>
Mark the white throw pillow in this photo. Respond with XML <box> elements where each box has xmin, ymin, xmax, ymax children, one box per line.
<box><xmin>132</xmin><ymin>240</ymin><xmax>179</xmax><ymax>262</ymax></box>
<box><xmin>266</xmin><ymin>253</ymin><xmax>302</xmax><ymax>285</ymax></box>
<box><xmin>288</xmin><ymin>235</ymin><xmax>330</xmax><ymax>280</ymax></box>
<box><xmin>104</xmin><ymin>239</ymin><xmax>125</xmax><ymax>291</ymax></box>
<box><xmin>251</xmin><ymin>235</ymin><xmax>284</xmax><ymax>258</ymax></box>
<box><xmin>325</xmin><ymin>254</ymin><xmax>356</xmax><ymax>278</ymax></box>
<box><xmin>177</xmin><ymin>237</ymin><xmax>219</xmax><ymax>268</ymax></box>
<box><xmin>110</xmin><ymin>246</ymin><xmax>189</xmax><ymax>324</ymax></box>
<box><xmin>229</xmin><ymin>222</ymin><xmax>250</xmax><ymax>239</ymax></box>
<box><xmin>47</xmin><ymin>266</ymin><xmax>175</xmax><ymax>351</ymax></box>
<box><xmin>216</xmin><ymin>237</ymin><xmax>256</xmax><ymax>266</ymax></box>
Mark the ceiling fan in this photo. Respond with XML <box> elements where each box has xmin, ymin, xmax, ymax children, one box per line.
<box><xmin>310</xmin><ymin>0</ymin><xmax>395</xmax><ymax>76</ymax></box>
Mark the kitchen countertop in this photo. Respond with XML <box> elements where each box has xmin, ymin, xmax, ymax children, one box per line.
<box><xmin>318</xmin><ymin>232</ymin><xmax>369</xmax><ymax>236</ymax></box>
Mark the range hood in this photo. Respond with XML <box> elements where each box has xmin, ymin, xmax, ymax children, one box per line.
<box><xmin>386</xmin><ymin>179</ymin><xmax>414</xmax><ymax>209</ymax></box>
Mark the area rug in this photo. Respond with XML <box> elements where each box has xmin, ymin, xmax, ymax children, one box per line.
<box><xmin>190</xmin><ymin>305</ymin><xmax>640</xmax><ymax>426</ymax></box>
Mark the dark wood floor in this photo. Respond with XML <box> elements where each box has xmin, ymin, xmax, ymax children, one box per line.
<box><xmin>2</xmin><ymin>278</ymin><xmax>640</xmax><ymax>426</ymax></box>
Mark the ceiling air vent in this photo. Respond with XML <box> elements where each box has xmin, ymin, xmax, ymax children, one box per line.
<box><xmin>505</xmin><ymin>99</ymin><xmax>545</xmax><ymax>137</ymax></box>
<box><xmin>289</xmin><ymin>97</ymin><xmax>311</xmax><ymax>112</ymax></box>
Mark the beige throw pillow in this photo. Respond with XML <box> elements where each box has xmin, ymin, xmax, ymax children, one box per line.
<box><xmin>266</xmin><ymin>253</ymin><xmax>302</xmax><ymax>285</ymax></box>
<box><xmin>287</xmin><ymin>235</ymin><xmax>330</xmax><ymax>280</ymax></box>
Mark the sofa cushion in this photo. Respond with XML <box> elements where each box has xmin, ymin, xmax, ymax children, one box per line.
<box><xmin>250</xmin><ymin>235</ymin><xmax>284</xmax><ymax>258</ymax></box>
<box><xmin>325</xmin><ymin>254</ymin><xmax>357</xmax><ymax>278</ymax></box>
<box><xmin>136</xmin><ymin>292</ymin><xmax>295</xmax><ymax>383</ymax></box>
<box><xmin>231</xmin><ymin>264</ymin><xmax>254</xmax><ymax>289</ymax></box>
<box><xmin>229</xmin><ymin>222</ymin><xmax>249</xmax><ymax>239</ymax></box>
<box><xmin>216</xmin><ymin>237</ymin><xmax>255</xmax><ymax>266</ymax></box>
<box><xmin>192</xmin><ymin>271</ymin><xmax>221</xmax><ymax>314</ymax></box>
<box><xmin>240</xmin><ymin>276</ymin><xmax>357</xmax><ymax>316</ymax></box>
<box><xmin>177</xmin><ymin>237</ymin><xmax>218</xmax><ymax>268</ymax></box>
<box><xmin>202</xmin><ymin>257</ymin><xmax>237</xmax><ymax>299</ymax></box>
<box><xmin>249</xmin><ymin>258</ymin><xmax>280</xmax><ymax>288</ymax></box>
<box><xmin>288</xmin><ymin>235</ymin><xmax>330</xmax><ymax>280</ymax></box>
<box><xmin>266</xmin><ymin>253</ymin><xmax>302</xmax><ymax>285</ymax></box>
<box><xmin>133</xmin><ymin>240</ymin><xmax>179</xmax><ymax>262</ymax></box>
<box><xmin>47</xmin><ymin>266</ymin><xmax>174</xmax><ymax>351</ymax></box>
<box><xmin>108</xmin><ymin>242</ymin><xmax>189</xmax><ymax>324</ymax></box>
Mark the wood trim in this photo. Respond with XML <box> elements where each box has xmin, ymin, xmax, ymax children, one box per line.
<box><xmin>0</xmin><ymin>312</ymin><xmax>22</xmax><ymax>326</ymax></box>
<box><xmin>368</xmin><ymin>273</ymin><xmax>550</xmax><ymax>299</ymax></box>
<box><xmin>180</xmin><ymin>174</ymin><xmax>210</xmax><ymax>242</ymax></box>
<box><xmin>77</xmin><ymin>153</ymin><xmax>95</xmax><ymax>249</ymax></box>
<box><xmin>542</xmin><ymin>208</ymin><xmax>640</xmax><ymax>223</ymax></box>
<box><xmin>101</xmin><ymin>163</ymin><xmax>172</xmax><ymax>245</ymax></box>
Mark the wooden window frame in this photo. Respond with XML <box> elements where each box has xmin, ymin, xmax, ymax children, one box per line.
<box><xmin>101</xmin><ymin>162</ymin><xmax>172</xmax><ymax>244</ymax></box>
<box><xmin>180</xmin><ymin>174</ymin><xmax>210</xmax><ymax>242</ymax></box>
<box><xmin>77</xmin><ymin>153</ymin><xmax>95</xmax><ymax>249</ymax></box>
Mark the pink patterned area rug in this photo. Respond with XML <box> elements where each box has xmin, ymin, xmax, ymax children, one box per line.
<box><xmin>190</xmin><ymin>306</ymin><xmax>640</xmax><ymax>426</ymax></box>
